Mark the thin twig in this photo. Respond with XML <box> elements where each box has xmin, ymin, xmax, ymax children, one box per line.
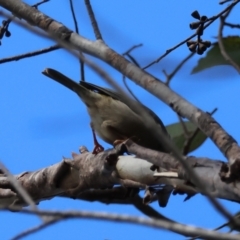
<box><xmin>122</xmin><ymin>44</ymin><xmax>143</xmax><ymax>102</ymax></box>
<box><xmin>79</xmin><ymin>55</ymin><xmax>85</xmax><ymax>81</ymax></box>
<box><xmin>122</xmin><ymin>75</ymin><xmax>140</xmax><ymax>102</ymax></box>
<box><xmin>224</xmin><ymin>22</ymin><xmax>240</xmax><ymax>28</ymax></box>
<box><xmin>183</xmin><ymin>108</ymin><xmax>218</xmax><ymax>155</ymax></box>
<box><xmin>220</xmin><ymin>0</ymin><xmax>233</xmax><ymax>5</ymax></box>
<box><xmin>143</xmin><ymin>0</ymin><xmax>240</xmax><ymax>70</ymax></box>
<box><xmin>32</xmin><ymin>0</ymin><xmax>49</xmax><ymax>9</ymax></box>
<box><xmin>125</xmin><ymin>53</ymin><xmax>140</xmax><ymax>67</ymax></box>
<box><xmin>183</xmin><ymin>128</ymin><xmax>201</xmax><ymax>155</ymax></box>
<box><xmin>123</xmin><ymin>44</ymin><xmax>142</xmax><ymax>67</ymax></box>
<box><xmin>164</xmin><ymin>52</ymin><xmax>195</xmax><ymax>86</ymax></box>
<box><xmin>178</xmin><ymin>115</ymin><xmax>190</xmax><ymax>137</ymax></box>
<box><xmin>189</xmin><ymin>211</ymin><xmax>240</xmax><ymax>240</ymax></box>
<box><xmin>0</xmin><ymin>45</ymin><xmax>60</xmax><ymax>64</ymax></box>
<box><xmin>69</xmin><ymin>0</ymin><xmax>79</xmax><ymax>34</ymax></box>
<box><xmin>218</xmin><ymin>13</ymin><xmax>240</xmax><ymax>73</ymax></box>
<box><xmin>84</xmin><ymin>0</ymin><xmax>103</xmax><ymax>40</ymax></box>
<box><xmin>69</xmin><ymin>0</ymin><xmax>85</xmax><ymax>81</ymax></box>
<box><xmin>122</xmin><ymin>44</ymin><xmax>143</xmax><ymax>55</ymax></box>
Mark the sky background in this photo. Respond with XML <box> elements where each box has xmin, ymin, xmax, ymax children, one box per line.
<box><xmin>0</xmin><ymin>0</ymin><xmax>240</xmax><ymax>239</ymax></box>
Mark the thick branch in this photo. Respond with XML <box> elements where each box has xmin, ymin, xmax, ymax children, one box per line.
<box><xmin>1</xmin><ymin>146</ymin><xmax>240</xmax><ymax>208</ymax></box>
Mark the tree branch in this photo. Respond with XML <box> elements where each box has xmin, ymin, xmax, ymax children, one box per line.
<box><xmin>224</xmin><ymin>22</ymin><xmax>240</xmax><ymax>28</ymax></box>
<box><xmin>163</xmin><ymin>52</ymin><xmax>195</xmax><ymax>86</ymax></box>
<box><xmin>5</xmin><ymin>208</ymin><xmax>240</xmax><ymax>240</ymax></box>
<box><xmin>1</xmin><ymin>144</ymin><xmax>240</xmax><ymax>208</ymax></box>
<box><xmin>0</xmin><ymin>45</ymin><xmax>60</xmax><ymax>64</ymax></box>
<box><xmin>218</xmin><ymin>13</ymin><xmax>240</xmax><ymax>73</ymax></box>
<box><xmin>69</xmin><ymin>0</ymin><xmax>85</xmax><ymax>81</ymax></box>
<box><xmin>84</xmin><ymin>0</ymin><xmax>103</xmax><ymax>40</ymax></box>
<box><xmin>11</xmin><ymin>216</ymin><xmax>61</xmax><ymax>240</ymax></box>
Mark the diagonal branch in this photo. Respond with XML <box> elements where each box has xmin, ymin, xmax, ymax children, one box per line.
<box><xmin>5</xmin><ymin>208</ymin><xmax>240</xmax><ymax>240</ymax></box>
<box><xmin>11</xmin><ymin>216</ymin><xmax>61</xmax><ymax>240</ymax></box>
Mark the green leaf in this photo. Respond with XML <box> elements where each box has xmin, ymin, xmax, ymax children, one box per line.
<box><xmin>166</xmin><ymin>121</ymin><xmax>207</xmax><ymax>154</ymax></box>
<box><xmin>191</xmin><ymin>36</ymin><xmax>240</xmax><ymax>74</ymax></box>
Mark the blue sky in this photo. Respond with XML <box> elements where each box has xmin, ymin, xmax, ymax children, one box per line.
<box><xmin>0</xmin><ymin>0</ymin><xmax>240</xmax><ymax>239</ymax></box>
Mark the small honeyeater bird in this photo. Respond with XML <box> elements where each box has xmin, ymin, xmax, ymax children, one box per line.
<box><xmin>42</xmin><ymin>68</ymin><xmax>170</xmax><ymax>154</ymax></box>
<box><xmin>43</xmin><ymin>68</ymin><xmax>173</xmax><ymax>207</ymax></box>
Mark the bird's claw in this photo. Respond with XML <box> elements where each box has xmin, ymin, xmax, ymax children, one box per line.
<box><xmin>92</xmin><ymin>143</ymin><xmax>104</xmax><ymax>154</ymax></box>
<box><xmin>90</xmin><ymin>123</ymin><xmax>105</xmax><ymax>154</ymax></box>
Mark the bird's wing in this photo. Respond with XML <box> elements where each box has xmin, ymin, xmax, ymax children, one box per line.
<box><xmin>42</xmin><ymin>69</ymin><xmax>169</xmax><ymax>138</ymax></box>
<box><xmin>80</xmin><ymin>81</ymin><xmax>121</xmax><ymax>100</ymax></box>
<box><xmin>80</xmin><ymin>81</ymin><xmax>169</xmax><ymax>136</ymax></box>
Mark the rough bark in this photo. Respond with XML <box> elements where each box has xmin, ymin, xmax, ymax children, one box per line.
<box><xmin>1</xmin><ymin>143</ymin><xmax>240</xmax><ymax>209</ymax></box>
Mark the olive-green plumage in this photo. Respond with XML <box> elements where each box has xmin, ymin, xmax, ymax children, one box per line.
<box><xmin>42</xmin><ymin>68</ymin><xmax>169</xmax><ymax>152</ymax></box>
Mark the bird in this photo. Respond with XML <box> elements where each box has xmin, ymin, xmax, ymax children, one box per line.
<box><xmin>42</xmin><ymin>68</ymin><xmax>173</xmax><ymax>207</ymax></box>
<box><xmin>42</xmin><ymin>68</ymin><xmax>170</xmax><ymax>154</ymax></box>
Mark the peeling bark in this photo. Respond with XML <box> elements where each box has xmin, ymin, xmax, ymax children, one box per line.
<box><xmin>1</xmin><ymin>144</ymin><xmax>240</xmax><ymax>209</ymax></box>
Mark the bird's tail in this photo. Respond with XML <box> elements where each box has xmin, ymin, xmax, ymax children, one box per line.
<box><xmin>42</xmin><ymin>68</ymin><xmax>83</xmax><ymax>93</ymax></box>
<box><xmin>42</xmin><ymin>68</ymin><xmax>103</xmax><ymax>107</ymax></box>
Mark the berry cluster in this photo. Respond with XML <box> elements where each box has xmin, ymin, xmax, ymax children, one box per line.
<box><xmin>187</xmin><ymin>11</ymin><xmax>212</xmax><ymax>55</ymax></box>
<box><xmin>0</xmin><ymin>20</ymin><xmax>11</xmax><ymax>45</ymax></box>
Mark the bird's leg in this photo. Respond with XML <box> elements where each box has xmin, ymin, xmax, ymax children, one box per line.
<box><xmin>90</xmin><ymin>123</ymin><xmax>104</xmax><ymax>154</ymax></box>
